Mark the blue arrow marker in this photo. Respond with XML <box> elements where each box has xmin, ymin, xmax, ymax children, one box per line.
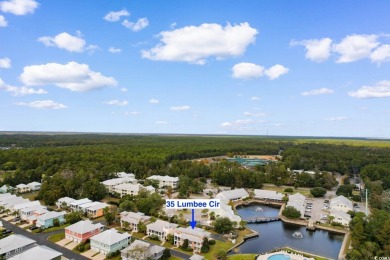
<box><xmin>189</xmin><ymin>208</ymin><xmax>197</xmax><ymax>229</ymax></box>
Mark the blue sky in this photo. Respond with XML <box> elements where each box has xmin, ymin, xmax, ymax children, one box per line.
<box><xmin>1</xmin><ymin>1</ymin><xmax>390</xmax><ymax>138</ymax></box>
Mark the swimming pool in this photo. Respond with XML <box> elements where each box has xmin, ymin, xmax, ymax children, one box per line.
<box><xmin>267</xmin><ymin>254</ymin><xmax>292</xmax><ymax>260</ymax></box>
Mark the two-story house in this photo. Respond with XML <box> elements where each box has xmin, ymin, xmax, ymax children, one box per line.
<box><xmin>65</xmin><ymin>220</ymin><xmax>104</xmax><ymax>244</ymax></box>
<box><xmin>90</xmin><ymin>229</ymin><xmax>130</xmax><ymax>255</ymax></box>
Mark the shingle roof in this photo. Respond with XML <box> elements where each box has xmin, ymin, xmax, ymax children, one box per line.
<box><xmin>147</xmin><ymin>220</ymin><xmax>178</xmax><ymax>233</ymax></box>
<box><xmin>66</xmin><ymin>220</ymin><xmax>104</xmax><ymax>234</ymax></box>
<box><xmin>37</xmin><ymin>211</ymin><xmax>66</xmax><ymax>221</ymax></box>
<box><xmin>90</xmin><ymin>228</ymin><xmax>130</xmax><ymax>245</ymax></box>
<box><xmin>330</xmin><ymin>195</ymin><xmax>353</xmax><ymax>209</ymax></box>
<box><xmin>254</xmin><ymin>189</ymin><xmax>284</xmax><ymax>200</ymax></box>
<box><xmin>0</xmin><ymin>234</ymin><xmax>36</xmax><ymax>255</ymax></box>
<box><xmin>216</xmin><ymin>188</ymin><xmax>249</xmax><ymax>201</ymax></box>
<box><xmin>9</xmin><ymin>245</ymin><xmax>62</xmax><ymax>260</ymax></box>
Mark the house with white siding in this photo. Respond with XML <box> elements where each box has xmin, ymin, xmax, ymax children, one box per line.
<box><xmin>330</xmin><ymin>209</ymin><xmax>351</xmax><ymax>226</ymax></box>
<box><xmin>69</xmin><ymin>198</ymin><xmax>92</xmax><ymax>211</ymax></box>
<box><xmin>56</xmin><ymin>197</ymin><xmax>75</xmax><ymax>209</ymax></box>
<box><xmin>146</xmin><ymin>175</ymin><xmax>179</xmax><ymax>189</ymax></box>
<box><xmin>102</xmin><ymin>177</ymin><xmax>137</xmax><ymax>193</ymax></box>
<box><xmin>15</xmin><ymin>184</ymin><xmax>30</xmax><ymax>194</ymax></box>
<box><xmin>20</xmin><ymin>205</ymin><xmax>47</xmax><ymax>221</ymax></box>
<box><xmin>27</xmin><ymin>182</ymin><xmax>41</xmax><ymax>191</ymax></box>
<box><xmin>112</xmin><ymin>183</ymin><xmax>155</xmax><ymax>198</ymax></box>
<box><xmin>120</xmin><ymin>211</ymin><xmax>151</xmax><ymax>232</ymax></box>
<box><xmin>330</xmin><ymin>195</ymin><xmax>353</xmax><ymax>213</ymax></box>
<box><xmin>254</xmin><ymin>189</ymin><xmax>284</xmax><ymax>201</ymax></box>
<box><xmin>215</xmin><ymin>188</ymin><xmax>249</xmax><ymax>203</ymax></box>
<box><xmin>174</xmin><ymin>227</ymin><xmax>211</xmax><ymax>253</ymax></box>
<box><xmin>147</xmin><ymin>220</ymin><xmax>178</xmax><ymax>241</ymax></box>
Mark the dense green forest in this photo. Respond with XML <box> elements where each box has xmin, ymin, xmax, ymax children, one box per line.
<box><xmin>1</xmin><ymin>134</ymin><xmax>390</xmax><ymax>257</ymax></box>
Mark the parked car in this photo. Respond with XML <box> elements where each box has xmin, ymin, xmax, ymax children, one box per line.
<box><xmin>2</xmin><ymin>230</ymin><xmax>12</xmax><ymax>234</ymax></box>
<box><xmin>29</xmin><ymin>225</ymin><xmax>38</xmax><ymax>230</ymax></box>
<box><xmin>13</xmin><ymin>217</ymin><xmax>21</xmax><ymax>222</ymax></box>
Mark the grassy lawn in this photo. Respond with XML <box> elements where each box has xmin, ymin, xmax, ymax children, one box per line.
<box><xmin>132</xmin><ymin>232</ymin><xmax>146</xmax><ymax>239</ymax></box>
<box><xmin>262</xmin><ymin>184</ymin><xmax>311</xmax><ymax>196</ymax></box>
<box><xmin>203</xmin><ymin>239</ymin><xmax>233</xmax><ymax>259</ymax></box>
<box><xmin>48</xmin><ymin>232</ymin><xmax>65</xmax><ymax>243</ymax></box>
<box><xmin>228</xmin><ymin>254</ymin><xmax>257</xmax><ymax>260</ymax></box>
<box><xmin>21</xmin><ymin>191</ymin><xmax>39</xmax><ymax>201</ymax></box>
<box><xmin>42</xmin><ymin>223</ymin><xmax>70</xmax><ymax>233</ymax></box>
<box><xmin>169</xmin><ymin>257</ymin><xmax>182</xmax><ymax>260</ymax></box>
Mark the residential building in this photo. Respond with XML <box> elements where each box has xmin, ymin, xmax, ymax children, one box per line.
<box><xmin>15</xmin><ymin>184</ymin><xmax>30</xmax><ymax>194</ymax></box>
<box><xmin>65</xmin><ymin>220</ymin><xmax>104</xmax><ymax>244</ymax></box>
<box><xmin>26</xmin><ymin>208</ymin><xmax>49</xmax><ymax>225</ymax></box>
<box><xmin>102</xmin><ymin>177</ymin><xmax>136</xmax><ymax>193</ymax></box>
<box><xmin>215</xmin><ymin>188</ymin><xmax>249</xmax><ymax>203</ymax></box>
<box><xmin>27</xmin><ymin>181</ymin><xmax>41</xmax><ymax>191</ymax></box>
<box><xmin>116</xmin><ymin>172</ymin><xmax>135</xmax><ymax>179</ymax></box>
<box><xmin>330</xmin><ymin>209</ymin><xmax>351</xmax><ymax>226</ymax></box>
<box><xmin>56</xmin><ymin>197</ymin><xmax>75</xmax><ymax>209</ymax></box>
<box><xmin>287</xmin><ymin>193</ymin><xmax>306</xmax><ymax>218</ymax></box>
<box><xmin>69</xmin><ymin>198</ymin><xmax>92</xmax><ymax>211</ymax></box>
<box><xmin>12</xmin><ymin>201</ymin><xmax>41</xmax><ymax>214</ymax></box>
<box><xmin>0</xmin><ymin>193</ymin><xmax>14</xmax><ymax>202</ymax></box>
<box><xmin>254</xmin><ymin>189</ymin><xmax>284</xmax><ymax>201</ymax></box>
<box><xmin>146</xmin><ymin>175</ymin><xmax>179</xmax><ymax>189</ymax></box>
<box><xmin>330</xmin><ymin>195</ymin><xmax>353</xmax><ymax>213</ymax></box>
<box><xmin>190</xmin><ymin>255</ymin><xmax>205</xmax><ymax>260</ymax></box>
<box><xmin>86</xmin><ymin>203</ymin><xmax>109</xmax><ymax>218</ymax></box>
<box><xmin>174</xmin><ymin>227</ymin><xmax>211</xmax><ymax>253</ymax></box>
<box><xmin>20</xmin><ymin>205</ymin><xmax>47</xmax><ymax>222</ymax></box>
<box><xmin>120</xmin><ymin>211</ymin><xmax>151</xmax><ymax>232</ymax></box>
<box><xmin>121</xmin><ymin>240</ymin><xmax>164</xmax><ymax>260</ymax></box>
<box><xmin>147</xmin><ymin>220</ymin><xmax>178</xmax><ymax>241</ymax></box>
<box><xmin>9</xmin><ymin>245</ymin><xmax>62</xmax><ymax>260</ymax></box>
<box><xmin>112</xmin><ymin>183</ymin><xmax>155</xmax><ymax>197</ymax></box>
<box><xmin>0</xmin><ymin>234</ymin><xmax>36</xmax><ymax>259</ymax></box>
<box><xmin>210</xmin><ymin>201</ymin><xmax>242</xmax><ymax>224</ymax></box>
<box><xmin>90</xmin><ymin>228</ymin><xmax>130</xmax><ymax>255</ymax></box>
<box><xmin>36</xmin><ymin>211</ymin><xmax>66</xmax><ymax>229</ymax></box>
<box><xmin>2</xmin><ymin>197</ymin><xmax>29</xmax><ymax>211</ymax></box>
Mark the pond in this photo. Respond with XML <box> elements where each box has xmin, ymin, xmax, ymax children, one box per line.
<box><xmin>233</xmin><ymin>204</ymin><xmax>344</xmax><ymax>259</ymax></box>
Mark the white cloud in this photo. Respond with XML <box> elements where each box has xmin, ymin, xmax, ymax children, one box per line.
<box><xmin>20</xmin><ymin>61</ymin><xmax>117</xmax><ymax>92</ymax></box>
<box><xmin>170</xmin><ymin>105</ymin><xmax>190</xmax><ymax>111</ymax></box>
<box><xmin>103</xmin><ymin>100</ymin><xmax>128</xmax><ymax>106</ymax></box>
<box><xmin>370</xmin><ymin>44</ymin><xmax>390</xmax><ymax>64</ymax></box>
<box><xmin>120</xmin><ymin>87</ymin><xmax>128</xmax><ymax>92</ymax></box>
<box><xmin>155</xmin><ymin>121</ymin><xmax>167</xmax><ymax>124</ymax></box>
<box><xmin>103</xmin><ymin>9</ymin><xmax>130</xmax><ymax>22</ymax></box>
<box><xmin>232</xmin><ymin>63</ymin><xmax>288</xmax><ymax>80</ymax></box>
<box><xmin>109</xmin><ymin>47</ymin><xmax>122</xmax><ymax>54</ymax></box>
<box><xmin>38</xmin><ymin>32</ymin><xmax>88</xmax><ymax>53</ymax></box>
<box><xmin>325</xmin><ymin>116</ymin><xmax>348</xmax><ymax>121</ymax></box>
<box><xmin>221</xmin><ymin>119</ymin><xmax>255</xmax><ymax>128</ymax></box>
<box><xmin>291</xmin><ymin>38</ymin><xmax>332</xmax><ymax>62</ymax></box>
<box><xmin>0</xmin><ymin>57</ymin><xmax>11</xmax><ymax>68</ymax></box>
<box><xmin>349</xmin><ymin>80</ymin><xmax>390</xmax><ymax>99</ymax></box>
<box><xmin>301</xmin><ymin>88</ymin><xmax>334</xmax><ymax>96</ymax></box>
<box><xmin>232</xmin><ymin>62</ymin><xmax>264</xmax><ymax>79</ymax></box>
<box><xmin>122</xmin><ymin>18</ymin><xmax>149</xmax><ymax>32</ymax></box>
<box><xmin>0</xmin><ymin>0</ymin><xmax>38</xmax><ymax>15</ymax></box>
<box><xmin>16</xmin><ymin>100</ymin><xmax>67</xmax><ymax>109</ymax></box>
<box><xmin>142</xmin><ymin>22</ymin><xmax>258</xmax><ymax>64</ymax></box>
<box><xmin>264</xmin><ymin>64</ymin><xmax>289</xmax><ymax>80</ymax></box>
<box><xmin>125</xmin><ymin>111</ymin><xmax>139</xmax><ymax>115</ymax></box>
<box><xmin>0</xmin><ymin>15</ymin><xmax>7</xmax><ymax>27</ymax></box>
<box><xmin>250</xmin><ymin>96</ymin><xmax>261</xmax><ymax>101</ymax></box>
<box><xmin>244</xmin><ymin>112</ymin><xmax>266</xmax><ymax>117</ymax></box>
<box><xmin>0</xmin><ymin>78</ymin><xmax>47</xmax><ymax>96</ymax></box>
<box><xmin>333</xmin><ymin>34</ymin><xmax>379</xmax><ymax>63</ymax></box>
<box><xmin>149</xmin><ymin>98</ymin><xmax>159</xmax><ymax>104</ymax></box>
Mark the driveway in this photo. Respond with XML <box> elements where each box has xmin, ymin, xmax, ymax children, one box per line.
<box><xmin>81</xmin><ymin>250</ymin><xmax>105</xmax><ymax>260</ymax></box>
<box><xmin>56</xmin><ymin>238</ymin><xmax>72</xmax><ymax>246</ymax></box>
<box><xmin>0</xmin><ymin>217</ymin><xmax>88</xmax><ymax>260</ymax></box>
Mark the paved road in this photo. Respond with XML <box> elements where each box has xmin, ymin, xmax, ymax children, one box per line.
<box><xmin>0</xmin><ymin>218</ymin><xmax>88</xmax><ymax>260</ymax></box>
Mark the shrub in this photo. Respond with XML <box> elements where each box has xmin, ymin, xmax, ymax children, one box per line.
<box><xmin>149</xmin><ymin>234</ymin><xmax>160</xmax><ymax>241</ymax></box>
<box><xmin>310</xmin><ymin>187</ymin><xmax>327</xmax><ymax>197</ymax></box>
<box><xmin>282</xmin><ymin>206</ymin><xmax>301</xmax><ymax>219</ymax></box>
<box><xmin>209</xmin><ymin>239</ymin><xmax>216</xmax><ymax>245</ymax></box>
<box><xmin>284</xmin><ymin>188</ymin><xmax>294</xmax><ymax>192</ymax></box>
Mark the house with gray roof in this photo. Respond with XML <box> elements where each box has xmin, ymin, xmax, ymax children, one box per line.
<box><xmin>90</xmin><ymin>228</ymin><xmax>130</xmax><ymax>255</ymax></box>
<box><xmin>9</xmin><ymin>245</ymin><xmax>62</xmax><ymax>260</ymax></box>
<box><xmin>0</xmin><ymin>234</ymin><xmax>36</xmax><ymax>259</ymax></box>
<box><xmin>147</xmin><ymin>220</ymin><xmax>178</xmax><ymax>241</ymax></box>
<box><xmin>120</xmin><ymin>211</ymin><xmax>151</xmax><ymax>232</ymax></box>
<box><xmin>215</xmin><ymin>188</ymin><xmax>249</xmax><ymax>203</ymax></box>
<box><xmin>254</xmin><ymin>189</ymin><xmax>284</xmax><ymax>201</ymax></box>
<box><xmin>121</xmin><ymin>240</ymin><xmax>164</xmax><ymax>260</ymax></box>
<box><xmin>330</xmin><ymin>195</ymin><xmax>353</xmax><ymax>213</ymax></box>
<box><xmin>174</xmin><ymin>227</ymin><xmax>211</xmax><ymax>253</ymax></box>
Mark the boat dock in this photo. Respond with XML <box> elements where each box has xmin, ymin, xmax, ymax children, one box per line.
<box><xmin>244</xmin><ymin>216</ymin><xmax>281</xmax><ymax>223</ymax></box>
